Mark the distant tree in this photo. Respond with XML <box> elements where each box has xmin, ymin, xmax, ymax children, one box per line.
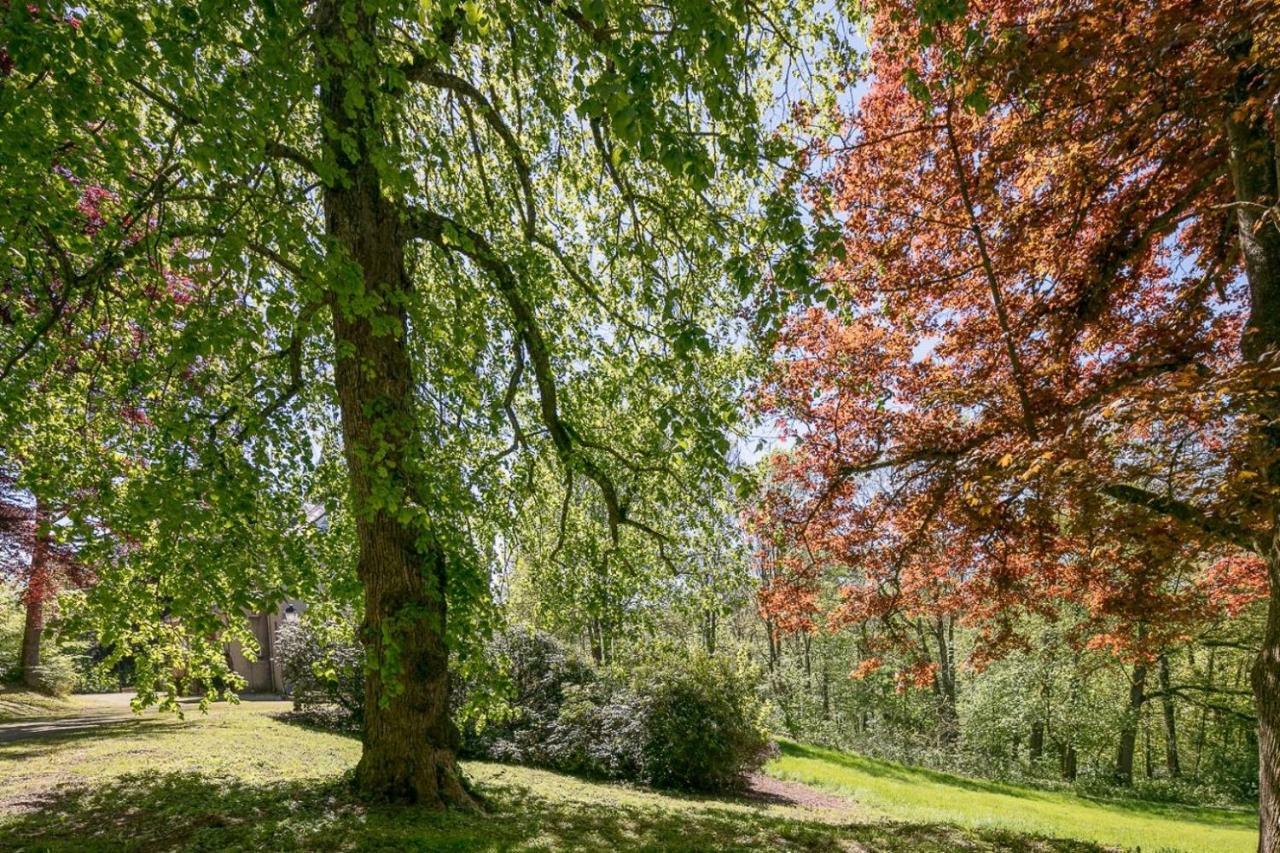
<box><xmin>0</xmin><ymin>471</ymin><xmax>90</xmax><ymax>688</ymax></box>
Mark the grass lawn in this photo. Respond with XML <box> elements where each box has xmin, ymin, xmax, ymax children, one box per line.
<box><xmin>0</xmin><ymin>687</ymin><xmax>74</xmax><ymax>723</ymax></box>
<box><xmin>767</xmin><ymin>741</ymin><xmax>1256</xmax><ymax>853</ymax></box>
<box><xmin>0</xmin><ymin>699</ymin><xmax>1250</xmax><ymax>852</ymax></box>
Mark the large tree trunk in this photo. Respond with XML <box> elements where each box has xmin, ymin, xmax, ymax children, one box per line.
<box><xmin>1158</xmin><ymin>653</ymin><xmax>1181</xmax><ymax>778</ymax></box>
<box><xmin>314</xmin><ymin>0</ymin><xmax>471</xmax><ymax>808</ymax></box>
<box><xmin>1116</xmin><ymin>659</ymin><xmax>1148</xmax><ymax>785</ymax></box>
<box><xmin>20</xmin><ymin>498</ymin><xmax>50</xmax><ymax>689</ymax></box>
<box><xmin>1225</xmin><ymin>49</ymin><xmax>1280</xmax><ymax>851</ymax></box>
<box><xmin>1254</xmin><ymin>569</ymin><xmax>1280</xmax><ymax>851</ymax></box>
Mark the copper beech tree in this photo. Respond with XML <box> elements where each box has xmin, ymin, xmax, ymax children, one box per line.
<box><xmin>753</xmin><ymin>0</ymin><xmax>1280</xmax><ymax>845</ymax></box>
<box><xmin>0</xmin><ymin>472</ymin><xmax>90</xmax><ymax>687</ymax></box>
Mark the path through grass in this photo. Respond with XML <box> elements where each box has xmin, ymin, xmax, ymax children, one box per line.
<box><xmin>767</xmin><ymin>741</ymin><xmax>1256</xmax><ymax>853</ymax></box>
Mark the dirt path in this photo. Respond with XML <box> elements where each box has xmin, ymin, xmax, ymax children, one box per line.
<box><xmin>0</xmin><ymin>693</ymin><xmax>292</xmax><ymax>744</ymax></box>
<box><xmin>745</xmin><ymin>771</ymin><xmax>852</xmax><ymax>811</ymax></box>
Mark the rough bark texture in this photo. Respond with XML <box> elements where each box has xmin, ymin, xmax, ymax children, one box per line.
<box><xmin>314</xmin><ymin>0</ymin><xmax>471</xmax><ymax>808</ymax></box>
<box><xmin>1116</xmin><ymin>660</ymin><xmax>1148</xmax><ymax>785</ymax></box>
<box><xmin>1225</xmin><ymin>54</ymin><xmax>1280</xmax><ymax>852</ymax></box>
<box><xmin>1256</xmin><ymin>576</ymin><xmax>1280</xmax><ymax>852</ymax></box>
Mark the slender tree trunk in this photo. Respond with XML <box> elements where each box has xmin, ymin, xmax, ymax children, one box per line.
<box><xmin>766</xmin><ymin>623</ymin><xmax>781</xmax><ymax>672</ymax></box>
<box><xmin>820</xmin><ymin>651</ymin><xmax>831</xmax><ymax>721</ymax></box>
<box><xmin>1158</xmin><ymin>653</ymin><xmax>1181</xmax><ymax>778</ymax></box>
<box><xmin>20</xmin><ymin>498</ymin><xmax>50</xmax><ymax>689</ymax></box>
<box><xmin>1061</xmin><ymin>744</ymin><xmax>1078</xmax><ymax>782</ymax></box>
<box><xmin>1116</xmin><ymin>660</ymin><xmax>1148</xmax><ymax>785</ymax></box>
<box><xmin>1144</xmin><ymin>711</ymin><xmax>1154</xmax><ymax>779</ymax></box>
<box><xmin>1029</xmin><ymin>720</ymin><xmax>1044</xmax><ymax>761</ymax></box>
<box><xmin>802</xmin><ymin>630</ymin><xmax>812</xmax><ymax>690</ymax></box>
<box><xmin>933</xmin><ymin>616</ymin><xmax>959</xmax><ymax>746</ymax></box>
<box><xmin>1194</xmin><ymin>647</ymin><xmax>1215</xmax><ymax>776</ymax></box>
<box><xmin>315</xmin><ymin>0</ymin><xmax>471</xmax><ymax>808</ymax></box>
<box><xmin>588</xmin><ymin>618</ymin><xmax>604</xmax><ymax>666</ymax></box>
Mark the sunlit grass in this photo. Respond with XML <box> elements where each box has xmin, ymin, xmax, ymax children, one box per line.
<box><xmin>0</xmin><ymin>703</ymin><xmax>1109</xmax><ymax>851</ymax></box>
<box><xmin>767</xmin><ymin>740</ymin><xmax>1256</xmax><ymax>853</ymax></box>
<box><xmin>0</xmin><ymin>685</ymin><xmax>75</xmax><ymax>722</ymax></box>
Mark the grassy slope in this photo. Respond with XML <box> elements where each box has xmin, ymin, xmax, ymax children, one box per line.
<box><xmin>0</xmin><ymin>686</ymin><xmax>74</xmax><ymax>722</ymax></box>
<box><xmin>0</xmin><ymin>705</ymin><xmax>1106</xmax><ymax>853</ymax></box>
<box><xmin>768</xmin><ymin>741</ymin><xmax>1256</xmax><ymax>853</ymax></box>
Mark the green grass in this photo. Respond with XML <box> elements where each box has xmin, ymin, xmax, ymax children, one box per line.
<box><xmin>0</xmin><ymin>704</ymin><xmax>1109</xmax><ymax>852</ymax></box>
<box><xmin>0</xmin><ymin>686</ymin><xmax>75</xmax><ymax>723</ymax></box>
<box><xmin>767</xmin><ymin>740</ymin><xmax>1256</xmax><ymax>853</ymax></box>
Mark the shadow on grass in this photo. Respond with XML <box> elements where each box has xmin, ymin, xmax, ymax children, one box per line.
<box><xmin>0</xmin><ymin>769</ymin><xmax>1114</xmax><ymax>853</ymax></box>
<box><xmin>0</xmin><ymin>717</ymin><xmax>179</xmax><ymax>761</ymax></box>
<box><xmin>779</xmin><ymin>741</ymin><xmax>1256</xmax><ymax>830</ymax></box>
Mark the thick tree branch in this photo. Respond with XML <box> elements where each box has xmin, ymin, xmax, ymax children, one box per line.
<box><xmin>943</xmin><ymin>102</ymin><xmax>1038</xmax><ymax>440</ymax></box>
<box><xmin>264</xmin><ymin>141</ymin><xmax>321</xmax><ymax>178</ymax></box>
<box><xmin>536</xmin><ymin>0</ymin><xmax>612</xmax><ymax>44</ymax></box>
<box><xmin>405</xmin><ymin>205</ymin><xmax>628</xmax><ymax>539</ymax></box>
<box><xmin>1101</xmin><ymin>483</ymin><xmax>1258</xmax><ymax>551</ymax></box>
<box><xmin>402</xmin><ymin>59</ymin><xmax>536</xmax><ymax>236</ymax></box>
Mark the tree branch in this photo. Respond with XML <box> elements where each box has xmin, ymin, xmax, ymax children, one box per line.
<box><xmin>1101</xmin><ymin>483</ymin><xmax>1259</xmax><ymax>551</ymax></box>
<box><xmin>402</xmin><ymin>59</ymin><xmax>535</xmax><ymax>236</ymax></box>
<box><xmin>405</xmin><ymin>205</ymin><xmax>627</xmax><ymax>540</ymax></box>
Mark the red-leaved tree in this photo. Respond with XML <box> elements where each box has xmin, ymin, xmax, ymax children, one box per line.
<box><xmin>0</xmin><ymin>470</ymin><xmax>90</xmax><ymax>688</ymax></box>
<box><xmin>754</xmin><ymin>0</ymin><xmax>1280</xmax><ymax>843</ymax></box>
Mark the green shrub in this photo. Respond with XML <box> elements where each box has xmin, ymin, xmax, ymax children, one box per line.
<box><xmin>462</xmin><ymin>630</ymin><xmax>770</xmax><ymax>792</ymax></box>
<box><xmin>626</xmin><ymin>650</ymin><xmax>772</xmax><ymax>791</ymax></box>
<box><xmin>57</xmin><ymin>636</ymin><xmax>130</xmax><ymax>694</ymax></box>
<box><xmin>459</xmin><ymin>628</ymin><xmax>596</xmax><ymax>768</ymax></box>
<box><xmin>27</xmin><ymin>651</ymin><xmax>80</xmax><ymax>696</ymax></box>
<box><xmin>275</xmin><ymin>615</ymin><xmax>364</xmax><ymax>727</ymax></box>
<box><xmin>0</xmin><ymin>585</ymin><xmax>23</xmax><ymax>681</ymax></box>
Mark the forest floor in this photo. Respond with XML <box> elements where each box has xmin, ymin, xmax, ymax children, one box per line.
<box><xmin>0</xmin><ymin>691</ymin><xmax>1254</xmax><ymax>852</ymax></box>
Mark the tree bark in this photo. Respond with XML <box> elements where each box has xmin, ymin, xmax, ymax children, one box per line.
<box><xmin>932</xmin><ymin>616</ymin><xmax>959</xmax><ymax>746</ymax></box>
<box><xmin>1158</xmin><ymin>653</ymin><xmax>1181</xmax><ymax>778</ymax></box>
<box><xmin>314</xmin><ymin>0</ymin><xmax>471</xmax><ymax>808</ymax></box>
<box><xmin>1116</xmin><ymin>660</ymin><xmax>1148</xmax><ymax>785</ymax></box>
<box><xmin>20</xmin><ymin>498</ymin><xmax>50</xmax><ymax>689</ymax></box>
<box><xmin>1254</xmin><ymin>564</ymin><xmax>1280</xmax><ymax>851</ymax></box>
<box><xmin>19</xmin><ymin>597</ymin><xmax>44</xmax><ymax>688</ymax></box>
<box><xmin>1060</xmin><ymin>743</ymin><xmax>1078</xmax><ymax>782</ymax></box>
<box><xmin>1225</xmin><ymin>50</ymin><xmax>1280</xmax><ymax>851</ymax></box>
